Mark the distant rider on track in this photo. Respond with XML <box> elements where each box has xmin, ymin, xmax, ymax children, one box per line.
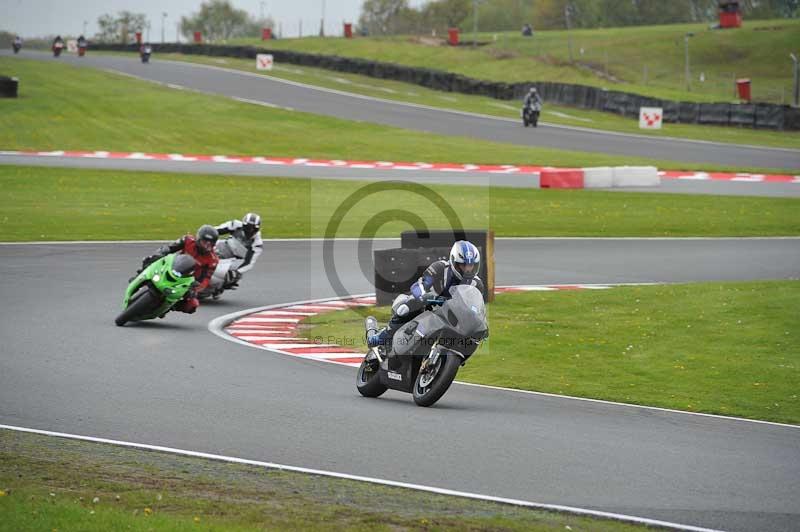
<box><xmin>523</xmin><ymin>86</ymin><xmax>543</xmax><ymax>110</ymax></box>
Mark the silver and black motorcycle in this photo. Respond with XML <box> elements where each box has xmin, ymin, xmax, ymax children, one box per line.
<box><xmin>522</xmin><ymin>101</ymin><xmax>541</xmax><ymax>127</ymax></box>
<box><xmin>357</xmin><ymin>285</ymin><xmax>489</xmax><ymax>407</ymax></box>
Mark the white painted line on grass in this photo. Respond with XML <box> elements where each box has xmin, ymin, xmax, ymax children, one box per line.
<box><xmin>0</xmin><ymin>423</ymin><xmax>722</xmax><ymax>532</ymax></box>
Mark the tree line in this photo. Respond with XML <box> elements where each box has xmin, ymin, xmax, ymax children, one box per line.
<box><xmin>93</xmin><ymin>0</ymin><xmax>274</xmax><ymax>44</ymax></box>
<box><xmin>359</xmin><ymin>0</ymin><xmax>799</xmax><ymax>36</ymax></box>
<box><xmin>86</xmin><ymin>0</ymin><xmax>799</xmax><ymax>43</ymax></box>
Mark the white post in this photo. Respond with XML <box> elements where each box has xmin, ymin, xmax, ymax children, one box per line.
<box><xmin>161</xmin><ymin>13</ymin><xmax>167</xmax><ymax>44</ymax></box>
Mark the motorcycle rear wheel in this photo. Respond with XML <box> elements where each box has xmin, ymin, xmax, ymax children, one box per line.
<box><xmin>114</xmin><ymin>289</ymin><xmax>157</xmax><ymax>326</ymax></box>
<box><xmin>412</xmin><ymin>353</ymin><xmax>461</xmax><ymax>407</ymax></box>
<box><xmin>356</xmin><ymin>355</ymin><xmax>387</xmax><ymax>398</ymax></box>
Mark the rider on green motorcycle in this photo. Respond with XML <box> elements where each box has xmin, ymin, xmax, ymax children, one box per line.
<box><xmin>138</xmin><ymin>225</ymin><xmax>219</xmax><ymax>314</ymax></box>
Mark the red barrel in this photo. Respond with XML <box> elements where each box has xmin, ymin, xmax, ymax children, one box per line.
<box><xmin>193</xmin><ymin>31</ymin><xmax>202</xmax><ymax>43</ymax></box>
<box><xmin>262</xmin><ymin>27</ymin><xmax>272</xmax><ymax>40</ymax></box>
<box><xmin>736</xmin><ymin>78</ymin><xmax>751</xmax><ymax>102</ymax></box>
<box><xmin>135</xmin><ymin>31</ymin><xmax>142</xmax><ymax>44</ymax></box>
<box><xmin>448</xmin><ymin>28</ymin><xmax>459</xmax><ymax>46</ymax></box>
<box><xmin>344</xmin><ymin>23</ymin><xmax>353</xmax><ymax>38</ymax></box>
<box><xmin>719</xmin><ymin>11</ymin><xmax>742</xmax><ymax>28</ymax></box>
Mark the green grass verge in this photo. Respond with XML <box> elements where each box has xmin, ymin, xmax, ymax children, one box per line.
<box><xmin>0</xmin><ymin>430</ymin><xmax>647</xmax><ymax>531</ymax></box>
<box><xmin>0</xmin><ymin>56</ymin><xmax>796</xmax><ymax>174</ymax></box>
<box><xmin>303</xmin><ymin>281</ymin><xmax>800</xmax><ymax>424</ymax></box>
<box><xmin>136</xmin><ymin>52</ymin><xmax>800</xmax><ymax>150</ymax></box>
<box><xmin>233</xmin><ymin>19</ymin><xmax>800</xmax><ymax>104</ymax></box>
<box><xmin>2</xmin><ymin>165</ymin><xmax>799</xmax><ymax>240</ymax></box>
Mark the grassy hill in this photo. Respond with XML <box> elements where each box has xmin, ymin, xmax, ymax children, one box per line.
<box><xmin>233</xmin><ymin>19</ymin><xmax>800</xmax><ymax>104</ymax></box>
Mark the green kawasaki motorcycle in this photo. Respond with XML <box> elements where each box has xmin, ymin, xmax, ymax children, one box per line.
<box><xmin>115</xmin><ymin>253</ymin><xmax>197</xmax><ymax>326</ymax></box>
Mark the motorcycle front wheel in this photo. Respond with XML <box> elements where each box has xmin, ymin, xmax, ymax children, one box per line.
<box><xmin>412</xmin><ymin>352</ymin><xmax>461</xmax><ymax>407</ymax></box>
<box><xmin>114</xmin><ymin>289</ymin><xmax>157</xmax><ymax>326</ymax></box>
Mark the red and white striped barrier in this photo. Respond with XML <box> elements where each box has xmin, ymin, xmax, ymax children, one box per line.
<box><xmin>1</xmin><ymin>149</ymin><xmax>797</xmax><ymax>185</ymax></box>
<box><xmin>223</xmin><ymin>284</ymin><xmax>616</xmax><ymax>368</ymax></box>
<box><xmin>541</xmin><ymin>166</ymin><xmax>661</xmax><ymax>189</ymax></box>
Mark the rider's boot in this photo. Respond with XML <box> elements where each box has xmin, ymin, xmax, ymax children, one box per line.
<box><xmin>365</xmin><ymin>317</ymin><xmax>389</xmax><ymax>359</ymax></box>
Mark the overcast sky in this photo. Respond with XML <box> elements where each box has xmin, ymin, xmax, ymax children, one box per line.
<box><xmin>2</xmin><ymin>0</ymin><xmax>426</xmax><ymax>40</ymax></box>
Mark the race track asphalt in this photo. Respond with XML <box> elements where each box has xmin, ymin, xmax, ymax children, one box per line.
<box><xmin>3</xmin><ymin>48</ymin><xmax>800</xmax><ymax>532</ymax></box>
<box><xmin>1</xmin><ymin>239</ymin><xmax>799</xmax><ymax>532</ymax></box>
<box><xmin>4</xmin><ymin>50</ymin><xmax>800</xmax><ymax>170</ymax></box>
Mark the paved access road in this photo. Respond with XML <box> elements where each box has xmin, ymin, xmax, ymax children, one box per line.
<box><xmin>1</xmin><ymin>239</ymin><xmax>799</xmax><ymax>532</ymax></box>
<box><xmin>5</xmin><ymin>50</ymin><xmax>800</xmax><ymax>170</ymax></box>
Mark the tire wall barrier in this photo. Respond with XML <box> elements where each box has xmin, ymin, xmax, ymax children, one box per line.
<box><xmin>91</xmin><ymin>43</ymin><xmax>799</xmax><ymax>130</ymax></box>
<box><xmin>374</xmin><ymin>229</ymin><xmax>494</xmax><ymax>306</ymax></box>
<box><xmin>0</xmin><ymin>76</ymin><xmax>19</xmax><ymax>98</ymax></box>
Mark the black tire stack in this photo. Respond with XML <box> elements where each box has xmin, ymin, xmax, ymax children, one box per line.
<box><xmin>0</xmin><ymin>76</ymin><xmax>19</xmax><ymax>98</ymax></box>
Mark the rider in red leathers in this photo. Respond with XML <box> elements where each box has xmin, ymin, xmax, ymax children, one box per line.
<box><xmin>138</xmin><ymin>225</ymin><xmax>219</xmax><ymax>314</ymax></box>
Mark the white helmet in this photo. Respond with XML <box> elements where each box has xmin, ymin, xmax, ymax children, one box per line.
<box><xmin>242</xmin><ymin>212</ymin><xmax>261</xmax><ymax>237</ymax></box>
<box><xmin>449</xmin><ymin>240</ymin><xmax>480</xmax><ymax>280</ymax></box>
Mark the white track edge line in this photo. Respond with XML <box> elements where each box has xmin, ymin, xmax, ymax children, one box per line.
<box><xmin>0</xmin><ymin>423</ymin><xmax>721</xmax><ymax>532</ymax></box>
<box><xmin>212</xmin><ymin>292</ymin><xmax>800</xmax><ymax>430</ymax></box>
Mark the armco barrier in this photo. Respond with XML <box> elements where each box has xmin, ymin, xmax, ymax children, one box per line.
<box><xmin>89</xmin><ymin>43</ymin><xmax>799</xmax><ymax>130</ymax></box>
<box><xmin>612</xmin><ymin>166</ymin><xmax>660</xmax><ymax>187</ymax></box>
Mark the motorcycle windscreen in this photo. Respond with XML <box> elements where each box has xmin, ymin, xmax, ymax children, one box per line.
<box><xmin>441</xmin><ymin>285</ymin><xmax>488</xmax><ymax>339</ymax></box>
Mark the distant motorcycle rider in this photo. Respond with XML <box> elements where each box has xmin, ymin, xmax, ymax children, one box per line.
<box><xmin>138</xmin><ymin>225</ymin><xmax>220</xmax><ymax>314</ymax></box>
<box><xmin>214</xmin><ymin>212</ymin><xmax>263</xmax><ymax>287</ymax></box>
<box><xmin>523</xmin><ymin>86</ymin><xmax>542</xmax><ymax>111</ymax></box>
<box><xmin>367</xmin><ymin>240</ymin><xmax>484</xmax><ymax>353</ymax></box>
<box><xmin>12</xmin><ymin>35</ymin><xmax>22</xmax><ymax>52</ymax></box>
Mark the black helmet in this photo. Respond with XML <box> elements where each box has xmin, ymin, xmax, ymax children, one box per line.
<box><xmin>242</xmin><ymin>212</ymin><xmax>261</xmax><ymax>238</ymax></box>
<box><xmin>196</xmin><ymin>224</ymin><xmax>219</xmax><ymax>254</ymax></box>
<box><xmin>170</xmin><ymin>253</ymin><xmax>196</xmax><ymax>279</ymax></box>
